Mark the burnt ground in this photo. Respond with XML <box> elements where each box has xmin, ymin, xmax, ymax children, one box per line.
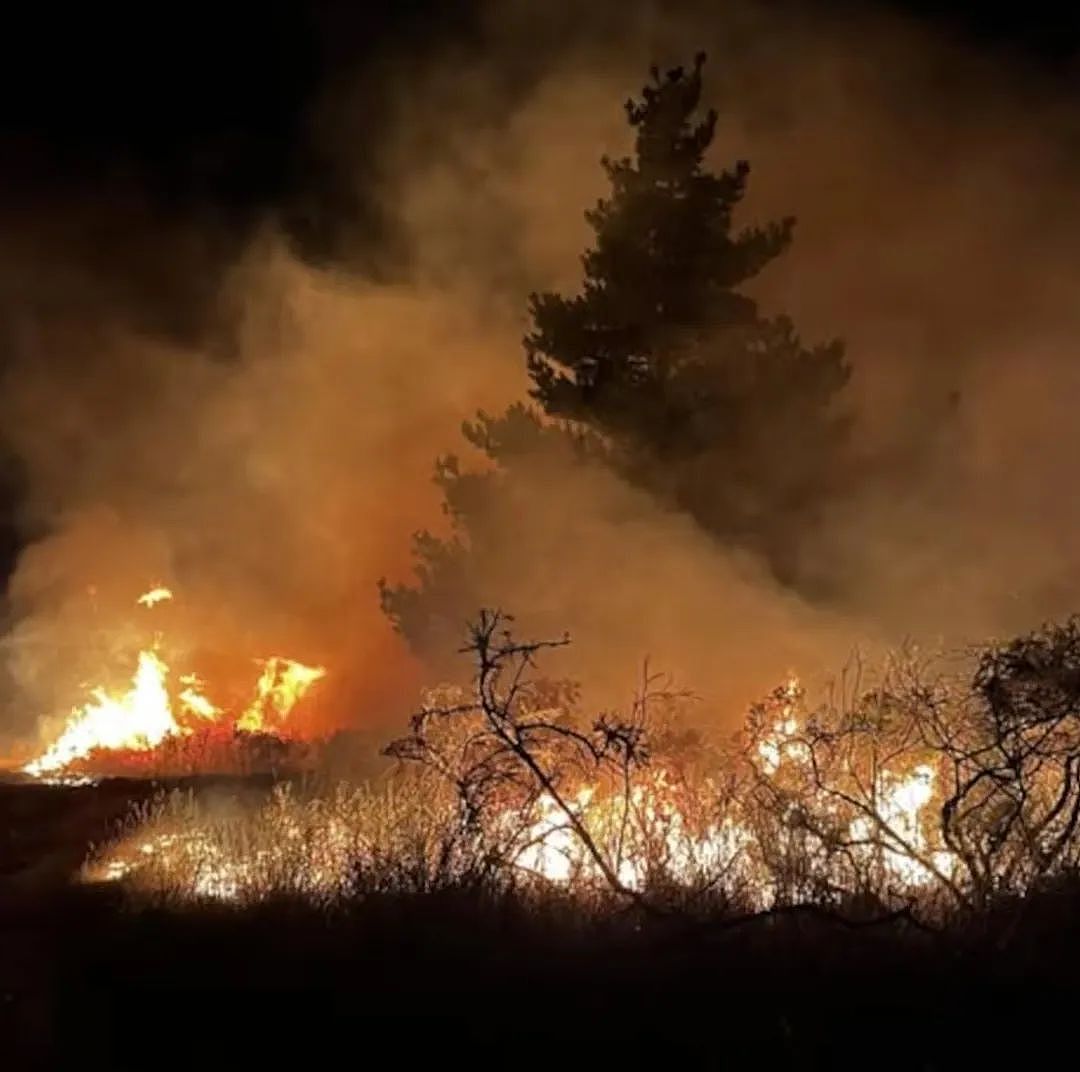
<box><xmin>2</xmin><ymin>778</ymin><xmax>1079</xmax><ymax>1070</ymax></box>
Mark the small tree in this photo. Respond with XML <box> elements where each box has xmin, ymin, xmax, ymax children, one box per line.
<box><xmin>382</xmin><ymin>56</ymin><xmax>852</xmax><ymax>657</ymax></box>
<box><xmin>384</xmin><ymin>611</ymin><xmax>776</xmax><ymax>912</ymax></box>
<box><xmin>742</xmin><ymin>673</ymin><xmax>967</xmax><ymax>916</ymax></box>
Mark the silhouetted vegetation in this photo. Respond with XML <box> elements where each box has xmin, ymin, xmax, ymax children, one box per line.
<box><xmin>380</xmin><ymin>57</ymin><xmax>852</xmax><ymax>658</ymax></box>
<box><xmin>9</xmin><ymin>616</ymin><xmax>1080</xmax><ymax>1065</ymax></box>
<box><xmin>68</xmin><ymin>613</ymin><xmax>1080</xmax><ymax>931</ymax></box>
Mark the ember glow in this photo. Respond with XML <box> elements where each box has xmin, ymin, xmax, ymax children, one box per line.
<box><xmin>22</xmin><ymin>587</ymin><xmax>325</xmax><ymax>778</ymax></box>
<box><xmin>84</xmin><ymin>695</ymin><xmax>951</xmax><ymax>910</ymax></box>
<box><xmin>79</xmin><ymin>635</ymin><xmax>1072</xmax><ymax>919</ymax></box>
<box><xmin>514</xmin><ymin>774</ymin><xmax>752</xmax><ymax>892</ymax></box>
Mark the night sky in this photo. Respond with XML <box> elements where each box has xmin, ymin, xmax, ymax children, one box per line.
<box><xmin>2</xmin><ymin>3</ymin><xmax>1078</xmax><ymax>229</ymax></box>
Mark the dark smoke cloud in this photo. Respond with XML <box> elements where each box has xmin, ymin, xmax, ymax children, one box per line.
<box><xmin>3</xmin><ymin>1</ymin><xmax>1080</xmax><ymax>755</ymax></box>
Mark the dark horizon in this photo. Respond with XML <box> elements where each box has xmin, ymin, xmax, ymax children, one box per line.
<box><xmin>2</xmin><ymin>1</ymin><xmax>1078</xmax><ymax>223</ymax></box>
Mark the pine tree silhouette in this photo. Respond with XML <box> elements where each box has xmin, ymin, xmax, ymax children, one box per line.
<box><xmin>382</xmin><ymin>56</ymin><xmax>852</xmax><ymax>657</ymax></box>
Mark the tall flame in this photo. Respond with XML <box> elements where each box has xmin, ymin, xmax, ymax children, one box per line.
<box><xmin>24</xmin><ymin>650</ymin><xmax>178</xmax><ymax>776</ymax></box>
<box><xmin>22</xmin><ymin>586</ymin><xmax>325</xmax><ymax>778</ymax></box>
<box><xmin>236</xmin><ymin>657</ymin><xmax>327</xmax><ymax>733</ymax></box>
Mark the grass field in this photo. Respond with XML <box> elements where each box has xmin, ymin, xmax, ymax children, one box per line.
<box><xmin>3</xmin><ymin>774</ymin><xmax>1079</xmax><ymax>1070</ymax></box>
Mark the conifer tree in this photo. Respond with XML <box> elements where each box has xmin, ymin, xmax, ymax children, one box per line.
<box><xmin>382</xmin><ymin>56</ymin><xmax>852</xmax><ymax>656</ymax></box>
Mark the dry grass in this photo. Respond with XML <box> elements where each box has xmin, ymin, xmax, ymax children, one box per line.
<box><xmin>83</xmin><ymin>616</ymin><xmax>1080</xmax><ymax>925</ymax></box>
<box><xmin>83</xmin><ymin>771</ymin><xmax>465</xmax><ymax>905</ymax></box>
<box><xmin>65</xmin><ymin>726</ymin><xmax>314</xmax><ymax>780</ymax></box>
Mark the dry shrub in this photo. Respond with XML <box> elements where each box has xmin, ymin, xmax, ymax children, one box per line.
<box><xmin>67</xmin><ymin>726</ymin><xmax>314</xmax><ymax>781</ymax></box>
<box><xmin>85</xmin><ymin>615</ymin><xmax>1080</xmax><ymax>927</ymax></box>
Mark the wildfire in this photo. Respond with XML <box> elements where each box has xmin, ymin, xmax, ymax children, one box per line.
<box><xmin>24</xmin><ymin>650</ymin><xmax>181</xmax><ymax>777</ymax></box>
<box><xmin>177</xmin><ymin>674</ymin><xmax>221</xmax><ymax>720</ymax></box>
<box><xmin>514</xmin><ymin>787</ymin><xmax>595</xmax><ymax>885</ymax></box>
<box><xmin>755</xmin><ymin>676</ymin><xmax>806</xmax><ymax>774</ymax></box>
<box><xmin>83</xmin><ymin>783</ymin><xmax>373</xmax><ymax>902</ymax></box>
<box><xmin>237</xmin><ymin>657</ymin><xmax>327</xmax><ymax>733</ymax></box>
<box><xmin>22</xmin><ymin>586</ymin><xmax>325</xmax><ymax>779</ymax></box>
<box><xmin>82</xmin><ymin>675</ymin><xmax>955</xmax><ymax>908</ymax></box>
<box><xmin>509</xmin><ymin>686</ymin><xmax>952</xmax><ymax>896</ymax></box>
<box><xmin>850</xmin><ymin>764</ymin><xmax>957</xmax><ymax>886</ymax></box>
<box><xmin>84</xmin><ymin>754</ymin><xmax>951</xmax><ymax>910</ymax></box>
<box><xmin>513</xmin><ymin>775</ymin><xmax>752</xmax><ymax>891</ymax></box>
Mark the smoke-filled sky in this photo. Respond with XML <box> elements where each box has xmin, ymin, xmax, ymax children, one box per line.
<box><xmin>4</xmin><ymin>0</ymin><xmax>1080</xmax><ymax>752</ymax></box>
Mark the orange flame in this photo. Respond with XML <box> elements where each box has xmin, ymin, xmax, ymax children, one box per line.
<box><xmin>236</xmin><ymin>657</ymin><xmax>327</xmax><ymax>734</ymax></box>
<box><xmin>24</xmin><ymin>650</ymin><xmax>178</xmax><ymax>776</ymax></box>
<box><xmin>79</xmin><ymin>675</ymin><xmax>954</xmax><ymax>905</ymax></box>
<box><xmin>22</xmin><ymin>587</ymin><xmax>325</xmax><ymax>778</ymax></box>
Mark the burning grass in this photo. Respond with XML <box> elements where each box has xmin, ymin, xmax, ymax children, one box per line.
<box><xmin>0</xmin><ymin>588</ymin><xmax>1064</xmax><ymax>940</ymax></box>
<box><xmin>81</xmin><ymin>611</ymin><xmax>1080</xmax><ymax>928</ymax></box>
<box><xmin>21</xmin><ymin>586</ymin><xmax>325</xmax><ymax>780</ymax></box>
<box><xmin>84</xmin><ymin>762</ymin><xmax>750</xmax><ymax>910</ymax></box>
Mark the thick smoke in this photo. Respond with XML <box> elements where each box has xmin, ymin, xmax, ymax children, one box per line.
<box><xmin>3</xmin><ymin>1</ymin><xmax>1080</xmax><ymax>754</ymax></box>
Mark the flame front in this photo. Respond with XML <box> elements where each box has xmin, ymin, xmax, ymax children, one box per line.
<box><xmin>24</xmin><ymin>650</ymin><xmax>178</xmax><ymax>777</ymax></box>
<box><xmin>83</xmin><ymin>673</ymin><xmax>955</xmax><ymax>907</ymax></box>
<box><xmin>22</xmin><ymin>586</ymin><xmax>326</xmax><ymax>779</ymax></box>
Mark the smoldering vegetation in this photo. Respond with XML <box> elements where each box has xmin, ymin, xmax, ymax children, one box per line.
<box><xmin>2</xmin><ymin>0</ymin><xmax>1080</xmax><ymax>760</ymax></box>
<box><xmin>7</xmin><ymin>8</ymin><xmax>1080</xmax><ymax>1062</ymax></box>
<box><xmin>10</xmin><ymin>612</ymin><xmax>1080</xmax><ymax>1069</ymax></box>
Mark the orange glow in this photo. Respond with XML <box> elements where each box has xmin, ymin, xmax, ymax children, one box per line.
<box><xmin>22</xmin><ymin>587</ymin><xmax>326</xmax><ymax>778</ymax></box>
<box><xmin>236</xmin><ymin>657</ymin><xmax>327</xmax><ymax>733</ymax></box>
<box><xmin>177</xmin><ymin>673</ymin><xmax>220</xmax><ymax>720</ymax></box>
<box><xmin>24</xmin><ymin>649</ymin><xmax>178</xmax><ymax>776</ymax></box>
<box><xmin>77</xmin><ymin>673</ymin><xmax>954</xmax><ymax>908</ymax></box>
